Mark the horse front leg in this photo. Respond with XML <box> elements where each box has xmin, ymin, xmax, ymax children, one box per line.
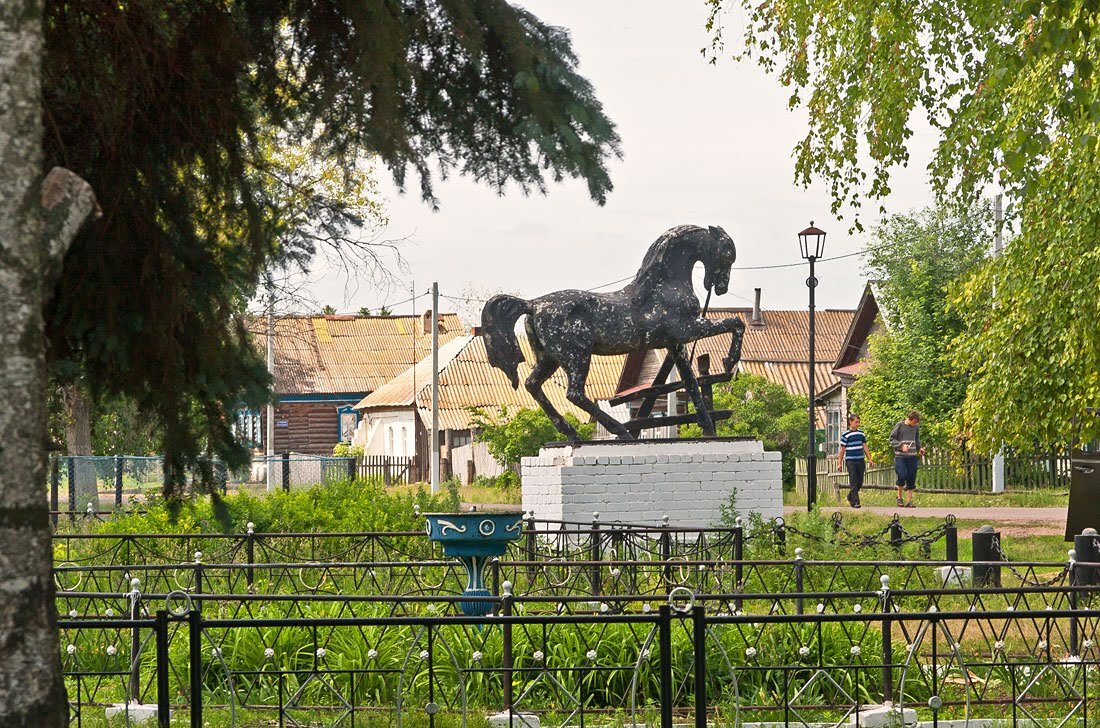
<box><xmin>670</xmin><ymin>343</ymin><xmax>715</xmax><ymax>437</ymax></box>
<box><xmin>678</xmin><ymin>316</ymin><xmax>746</xmax><ymax>374</ymax></box>
<box><xmin>526</xmin><ymin>357</ymin><xmax>581</xmax><ymax>441</ymax></box>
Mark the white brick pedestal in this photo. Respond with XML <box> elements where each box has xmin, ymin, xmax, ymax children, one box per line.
<box><xmin>521</xmin><ymin>438</ymin><xmax>782</xmax><ymax>526</ymax></box>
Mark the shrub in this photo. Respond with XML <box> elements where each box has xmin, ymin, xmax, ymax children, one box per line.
<box><xmin>468</xmin><ymin>406</ymin><xmax>594</xmax><ymax>468</ymax></box>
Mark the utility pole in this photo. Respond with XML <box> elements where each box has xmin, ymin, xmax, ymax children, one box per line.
<box><xmin>266</xmin><ymin>278</ymin><xmax>275</xmax><ymax>491</ymax></box>
<box><xmin>431</xmin><ymin>282</ymin><xmax>441</xmax><ymax>494</ymax></box>
<box><xmin>992</xmin><ymin>194</ymin><xmax>1006</xmax><ymax>493</ymax></box>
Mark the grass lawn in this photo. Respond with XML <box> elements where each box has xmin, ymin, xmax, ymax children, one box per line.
<box><xmin>785</xmin><ymin>485</ymin><xmax>1068</xmax><ymax>509</ymax></box>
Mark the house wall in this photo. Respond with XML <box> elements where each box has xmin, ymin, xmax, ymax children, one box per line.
<box><xmin>448</xmin><ymin>440</ymin><xmax>506</xmax><ymax>483</ymax></box>
<box><xmin>261</xmin><ymin>397</ymin><xmax>361</xmax><ymax>455</ymax></box>
<box><xmin>353</xmin><ymin>408</ymin><xmax>417</xmax><ymax>458</ymax></box>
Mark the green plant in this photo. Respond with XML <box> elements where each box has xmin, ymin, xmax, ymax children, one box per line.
<box><xmin>468</xmin><ymin>406</ymin><xmax>594</xmax><ymax>468</ymax></box>
<box><xmin>332</xmin><ymin>442</ymin><xmax>365</xmax><ymax>459</ymax></box>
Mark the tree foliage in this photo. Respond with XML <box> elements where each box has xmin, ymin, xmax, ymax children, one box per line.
<box><xmin>42</xmin><ymin>0</ymin><xmax>621</xmax><ymax>500</ymax></box>
<box><xmin>682</xmin><ymin>373</ymin><xmax>807</xmax><ymax>486</ymax></box>
<box><xmin>469</xmin><ymin>406</ymin><xmax>594</xmax><ymax>468</ymax></box>
<box><xmin>848</xmin><ymin>204</ymin><xmax>990</xmax><ymax>458</ymax></box>
<box><xmin>706</xmin><ymin>0</ymin><xmax>1100</xmax><ymax>449</ymax></box>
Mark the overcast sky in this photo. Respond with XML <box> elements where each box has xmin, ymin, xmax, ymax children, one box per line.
<box><xmin>304</xmin><ymin>0</ymin><xmax>941</xmax><ymax>323</ymax></box>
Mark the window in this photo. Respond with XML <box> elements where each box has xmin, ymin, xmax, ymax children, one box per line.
<box><xmin>400</xmin><ymin>426</ymin><xmax>409</xmax><ymax>457</ymax></box>
<box><xmin>826</xmin><ymin>408</ymin><xmax>841</xmax><ymax>457</ymax></box>
<box><xmin>336</xmin><ymin>405</ymin><xmax>359</xmax><ymax>443</ymax></box>
<box><xmin>234</xmin><ymin>409</ymin><xmax>263</xmax><ymax>449</ymax></box>
<box><xmin>451</xmin><ymin>429</ymin><xmax>472</xmax><ymax>449</ymax></box>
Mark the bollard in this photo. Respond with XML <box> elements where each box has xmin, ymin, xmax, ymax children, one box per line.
<box><xmin>889</xmin><ymin>515</ymin><xmax>904</xmax><ymax>552</ymax></box>
<box><xmin>794</xmin><ymin>548</ymin><xmax>805</xmax><ymax>615</ymax></box>
<box><xmin>971</xmin><ymin>525</ymin><xmax>1002</xmax><ymax>587</ymax></box>
<box><xmin>1073</xmin><ymin>528</ymin><xmax>1100</xmax><ymax>586</ymax></box>
<box><xmin>774</xmin><ymin>517</ymin><xmax>786</xmax><ymax>557</ymax></box>
<box><xmin>944</xmin><ymin>516</ymin><xmax>958</xmax><ymax>561</ymax></box>
<box><xmin>660</xmin><ymin>521</ymin><xmax>672</xmax><ymax>592</ymax></box>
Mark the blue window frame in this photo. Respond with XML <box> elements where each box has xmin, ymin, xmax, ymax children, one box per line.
<box><xmin>337</xmin><ymin>405</ymin><xmax>360</xmax><ymax>443</ymax></box>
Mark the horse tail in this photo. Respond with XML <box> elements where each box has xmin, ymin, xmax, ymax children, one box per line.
<box><xmin>481</xmin><ymin>294</ymin><xmax>531</xmax><ymax>389</ymax></box>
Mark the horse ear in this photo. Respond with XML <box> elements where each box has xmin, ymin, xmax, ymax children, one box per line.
<box><xmin>708</xmin><ymin>225</ymin><xmax>727</xmax><ymax>239</ymax></box>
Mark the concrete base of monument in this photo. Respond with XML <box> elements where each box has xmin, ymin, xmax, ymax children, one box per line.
<box><xmin>520</xmin><ymin>438</ymin><xmax>783</xmax><ymax>525</ymax></box>
<box><xmin>487</xmin><ymin>710</ymin><xmax>541</xmax><ymax>727</ymax></box>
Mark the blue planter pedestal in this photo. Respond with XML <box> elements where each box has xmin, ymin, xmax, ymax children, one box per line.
<box><xmin>424</xmin><ymin>511</ymin><xmax>524</xmax><ymax>617</ymax></box>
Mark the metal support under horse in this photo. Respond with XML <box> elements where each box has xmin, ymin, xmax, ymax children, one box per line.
<box><xmin>481</xmin><ymin>224</ymin><xmax>746</xmax><ymax>441</ymax></box>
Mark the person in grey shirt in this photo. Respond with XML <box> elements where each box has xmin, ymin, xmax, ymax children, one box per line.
<box><xmin>889</xmin><ymin>410</ymin><xmax>926</xmax><ymax>507</ymax></box>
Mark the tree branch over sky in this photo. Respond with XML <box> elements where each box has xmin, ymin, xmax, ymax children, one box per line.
<box><xmin>706</xmin><ymin>0</ymin><xmax>1100</xmax><ymax>448</ymax></box>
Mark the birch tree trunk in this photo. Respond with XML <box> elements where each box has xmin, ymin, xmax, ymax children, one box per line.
<box><xmin>0</xmin><ymin>1</ymin><xmax>98</xmax><ymax>723</ymax></box>
<box><xmin>63</xmin><ymin>384</ymin><xmax>100</xmax><ymax>512</ymax></box>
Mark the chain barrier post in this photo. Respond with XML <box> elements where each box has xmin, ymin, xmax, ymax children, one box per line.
<box><xmin>889</xmin><ymin>515</ymin><xmax>903</xmax><ymax>553</ymax></box>
<box><xmin>155</xmin><ymin>610</ymin><xmax>170</xmax><ymax>728</ymax></box>
<box><xmin>971</xmin><ymin>525</ymin><xmax>1001</xmax><ymax>587</ymax></box>
<box><xmin>693</xmin><ymin>604</ymin><xmax>707</xmax><ymax>728</ymax></box>
<box><xmin>115</xmin><ymin>455</ymin><xmax>124</xmax><ymax>509</ymax></box>
<box><xmin>188</xmin><ymin>608</ymin><xmax>203</xmax><ymax>728</ymax></box>
<box><xmin>773</xmin><ymin>517</ymin><xmax>786</xmax><ymax>557</ymax></box>
<box><xmin>589</xmin><ymin>512</ymin><xmax>602</xmax><ymax>596</ymax></box>
<box><xmin>944</xmin><ymin>515</ymin><xmax>958</xmax><ymax>561</ymax></box>
<box><xmin>880</xmin><ymin>574</ymin><xmax>893</xmax><ymax>705</ymax></box>
<box><xmin>658</xmin><ymin>604</ymin><xmax>674</xmax><ymax>728</ymax></box>
<box><xmin>1073</xmin><ymin>528</ymin><xmax>1099</xmax><ymax>585</ymax></box>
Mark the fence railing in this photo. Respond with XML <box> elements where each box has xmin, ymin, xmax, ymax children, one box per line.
<box><xmin>796</xmin><ymin>449</ymin><xmax>1073</xmax><ymax>494</ymax></box>
<box><xmin>58</xmin><ymin>569</ymin><xmax>1100</xmax><ymax>727</ymax></box>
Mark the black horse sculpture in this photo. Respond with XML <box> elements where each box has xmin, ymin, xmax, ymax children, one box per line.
<box><xmin>481</xmin><ymin>224</ymin><xmax>746</xmax><ymax>440</ymax></box>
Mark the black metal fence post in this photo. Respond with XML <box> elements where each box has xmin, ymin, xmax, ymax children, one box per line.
<box><xmin>658</xmin><ymin>604</ymin><xmax>673</xmax><ymax>728</ymax></box>
<box><xmin>50</xmin><ymin>456</ymin><xmax>59</xmax><ymax>529</ymax></box>
<box><xmin>589</xmin><ymin>512</ymin><xmax>602</xmax><ymax>596</ymax></box>
<box><xmin>733</xmin><ymin>521</ymin><xmax>744</xmax><ymax>613</ymax></box>
<box><xmin>127</xmin><ymin>577</ymin><xmax>143</xmax><ymax>702</ymax></box>
<box><xmin>692</xmin><ymin>605</ymin><xmax>707</xmax><ymax>728</ymax></box>
<box><xmin>188</xmin><ymin>609</ymin><xmax>203</xmax><ymax>728</ymax></box>
<box><xmin>1069</xmin><ymin>548</ymin><xmax>1080</xmax><ymax>656</ymax></box>
<box><xmin>660</xmin><ymin>525</ymin><xmax>672</xmax><ymax>592</ymax></box>
<box><xmin>115</xmin><ymin>455</ymin><xmax>124</xmax><ymax>509</ymax></box>
<box><xmin>67</xmin><ymin>456</ymin><xmax>76</xmax><ymax>523</ymax></box>
<box><xmin>245</xmin><ymin>522</ymin><xmax>256</xmax><ymax>591</ymax></box>
<box><xmin>501</xmin><ymin>581</ymin><xmax>514</xmax><ymax>714</ymax></box>
<box><xmin>794</xmin><ymin>548</ymin><xmax>805</xmax><ymax>615</ymax></box>
<box><xmin>155</xmin><ymin>610</ymin><xmax>170</xmax><ymax>728</ymax></box>
<box><xmin>281</xmin><ymin>452</ymin><xmax>290</xmax><ymax>492</ymax></box>
<box><xmin>193</xmin><ymin>552</ymin><xmax>204</xmax><ymax>615</ymax></box>
<box><xmin>525</xmin><ymin>512</ymin><xmax>537</xmax><ymax>584</ymax></box>
<box><xmin>880</xmin><ymin>574</ymin><xmax>893</xmax><ymax>705</ymax></box>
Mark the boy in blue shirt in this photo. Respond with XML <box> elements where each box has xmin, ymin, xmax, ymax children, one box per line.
<box><xmin>838</xmin><ymin>414</ymin><xmax>873</xmax><ymax>508</ymax></box>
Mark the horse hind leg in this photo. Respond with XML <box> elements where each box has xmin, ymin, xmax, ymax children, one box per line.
<box><xmin>525</xmin><ymin>356</ymin><xmax>581</xmax><ymax>441</ymax></box>
<box><xmin>563</xmin><ymin>358</ymin><xmax>635</xmax><ymax>441</ymax></box>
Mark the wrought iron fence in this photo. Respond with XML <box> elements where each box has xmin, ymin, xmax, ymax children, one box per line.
<box><xmin>58</xmin><ymin>569</ymin><xmax>1100</xmax><ymax>727</ymax></box>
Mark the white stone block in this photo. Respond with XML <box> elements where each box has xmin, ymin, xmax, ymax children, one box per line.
<box><xmin>105</xmin><ymin>704</ymin><xmax>162</xmax><ymax>724</ymax></box>
<box><xmin>851</xmin><ymin>704</ymin><xmax>917</xmax><ymax>727</ymax></box>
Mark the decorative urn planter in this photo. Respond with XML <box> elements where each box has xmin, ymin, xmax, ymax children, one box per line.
<box><xmin>424</xmin><ymin>510</ymin><xmax>524</xmax><ymax>616</ymax></box>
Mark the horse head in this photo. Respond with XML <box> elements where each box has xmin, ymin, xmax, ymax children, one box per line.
<box><xmin>702</xmin><ymin>225</ymin><xmax>736</xmax><ymax>296</ymax></box>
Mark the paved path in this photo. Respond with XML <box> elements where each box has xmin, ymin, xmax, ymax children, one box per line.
<box><xmin>786</xmin><ymin>505</ymin><xmax>1067</xmax><ymax>536</ymax></box>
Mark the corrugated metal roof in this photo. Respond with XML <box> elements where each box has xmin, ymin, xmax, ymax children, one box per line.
<box><xmin>356</xmin><ymin>334</ymin><xmax>626</xmax><ymax>431</ymax></box>
<box><xmin>246</xmin><ymin>314</ymin><xmax>464</xmax><ymax>395</ymax></box>
<box><xmin>738</xmin><ymin>361</ymin><xmax>839</xmax><ymax>399</ymax></box>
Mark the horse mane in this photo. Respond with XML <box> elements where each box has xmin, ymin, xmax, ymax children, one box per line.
<box><xmin>632</xmin><ymin>224</ymin><xmax>707</xmax><ymax>286</ymax></box>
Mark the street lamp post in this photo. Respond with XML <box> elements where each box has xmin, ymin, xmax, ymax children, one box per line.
<box><xmin>799</xmin><ymin>222</ymin><xmax>827</xmax><ymax>511</ymax></box>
